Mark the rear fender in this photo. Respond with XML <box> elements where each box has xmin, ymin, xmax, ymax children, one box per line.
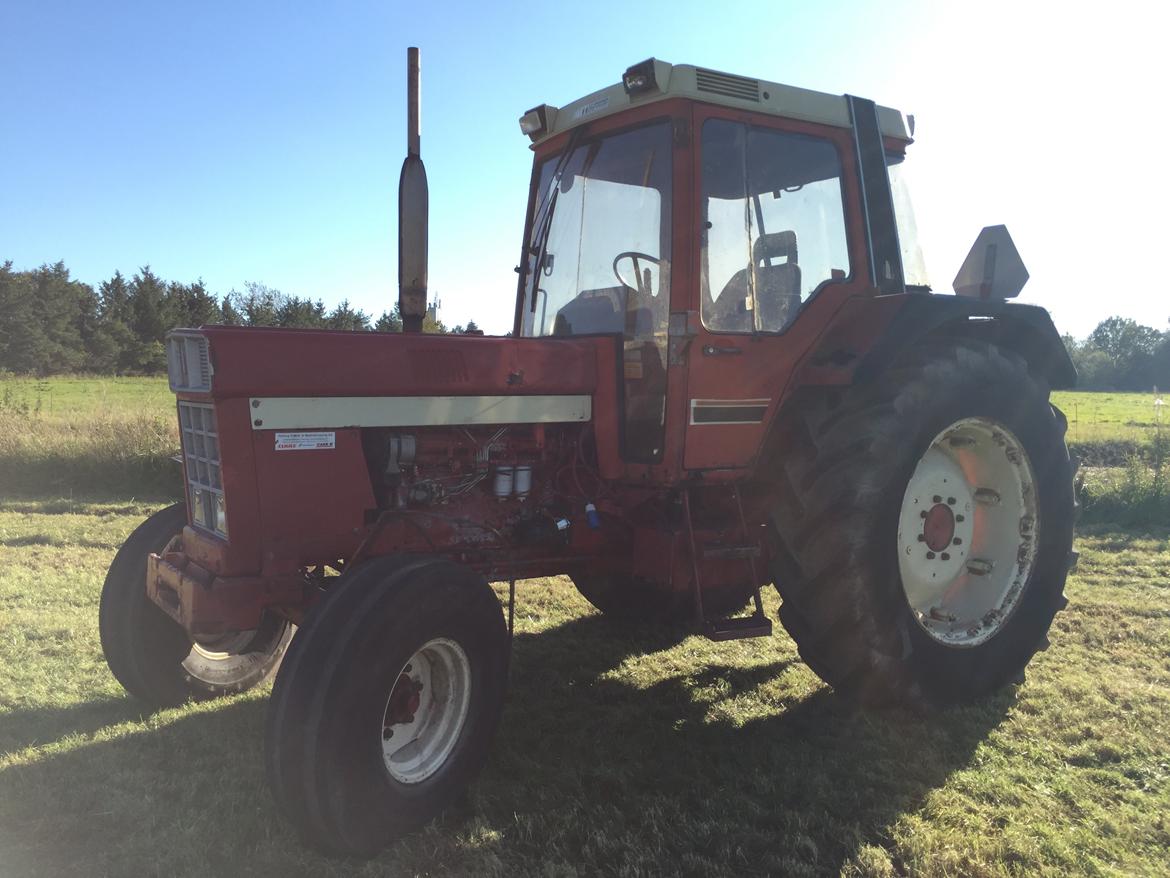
<box><xmin>793</xmin><ymin>294</ymin><xmax>1077</xmax><ymax>391</ymax></box>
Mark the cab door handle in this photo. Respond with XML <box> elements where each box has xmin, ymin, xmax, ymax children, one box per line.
<box><xmin>702</xmin><ymin>344</ymin><xmax>742</xmax><ymax>356</ymax></box>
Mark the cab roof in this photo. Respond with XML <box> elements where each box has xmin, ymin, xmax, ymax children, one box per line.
<box><xmin>524</xmin><ymin>59</ymin><xmax>912</xmax><ymax>147</ymax></box>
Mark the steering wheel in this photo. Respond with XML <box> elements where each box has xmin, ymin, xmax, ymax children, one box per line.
<box><xmin>612</xmin><ymin>251</ymin><xmax>661</xmax><ymax>297</ymax></box>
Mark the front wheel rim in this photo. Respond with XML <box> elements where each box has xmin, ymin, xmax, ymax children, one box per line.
<box><xmin>897</xmin><ymin>417</ymin><xmax>1039</xmax><ymax>648</ymax></box>
<box><xmin>380</xmin><ymin>638</ymin><xmax>472</xmax><ymax>784</ymax></box>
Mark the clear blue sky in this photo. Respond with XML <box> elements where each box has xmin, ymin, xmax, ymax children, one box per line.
<box><xmin>1</xmin><ymin>0</ymin><xmax>1162</xmax><ymax>337</ymax></box>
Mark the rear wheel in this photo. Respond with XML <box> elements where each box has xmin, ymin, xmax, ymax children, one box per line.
<box><xmin>767</xmin><ymin>340</ymin><xmax>1075</xmax><ymax>708</ymax></box>
<box><xmin>265</xmin><ymin>555</ymin><xmax>509</xmax><ymax>856</ymax></box>
<box><xmin>99</xmin><ymin>503</ymin><xmax>294</xmax><ymax>707</ymax></box>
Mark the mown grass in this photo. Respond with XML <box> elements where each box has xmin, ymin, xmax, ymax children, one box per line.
<box><xmin>0</xmin><ymin>499</ymin><xmax>1167</xmax><ymax>876</ymax></box>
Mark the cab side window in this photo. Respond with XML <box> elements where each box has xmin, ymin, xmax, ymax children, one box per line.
<box><xmin>701</xmin><ymin>119</ymin><xmax>850</xmax><ymax>333</ymax></box>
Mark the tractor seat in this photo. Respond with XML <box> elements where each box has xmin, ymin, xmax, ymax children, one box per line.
<box><xmin>753</xmin><ymin>231</ymin><xmax>802</xmax><ymax>331</ymax></box>
<box><xmin>709</xmin><ymin>231</ymin><xmax>802</xmax><ymax>332</ymax></box>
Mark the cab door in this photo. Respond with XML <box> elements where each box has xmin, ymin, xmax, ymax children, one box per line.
<box><xmin>682</xmin><ymin>105</ymin><xmax>870</xmax><ymax>472</ymax></box>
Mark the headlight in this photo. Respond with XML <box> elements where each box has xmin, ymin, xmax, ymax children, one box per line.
<box><xmin>167</xmin><ymin>331</ymin><xmax>212</xmax><ymax>392</ymax></box>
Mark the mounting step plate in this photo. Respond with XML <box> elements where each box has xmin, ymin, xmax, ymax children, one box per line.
<box><xmin>704</xmin><ymin>614</ymin><xmax>773</xmax><ymax>641</ymax></box>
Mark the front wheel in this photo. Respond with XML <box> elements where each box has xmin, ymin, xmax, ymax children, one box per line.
<box><xmin>265</xmin><ymin>556</ymin><xmax>509</xmax><ymax>856</ymax></box>
<box><xmin>99</xmin><ymin>503</ymin><xmax>294</xmax><ymax>707</ymax></box>
<box><xmin>767</xmin><ymin>340</ymin><xmax>1076</xmax><ymax>708</ymax></box>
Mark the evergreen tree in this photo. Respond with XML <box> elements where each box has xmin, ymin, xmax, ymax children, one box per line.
<box><xmin>325</xmin><ymin>299</ymin><xmax>372</xmax><ymax>331</ymax></box>
<box><xmin>99</xmin><ymin>271</ymin><xmax>132</xmax><ymax>323</ymax></box>
<box><xmin>125</xmin><ymin>267</ymin><xmax>172</xmax><ymax>372</ymax></box>
<box><xmin>221</xmin><ymin>295</ymin><xmax>243</xmax><ymax>325</ymax></box>
<box><xmin>277</xmin><ymin>296</ymin><xmax>328</xmax><ymax>328</ymax></box>
<box><xmin>374</xmin><ymin>305</ymin><xmax>403</xmax><ymax>332</ymax></box>
<box><xmin>167</xmin><ymin>279</ymin><xmax>223</xmax><ymax>328</ymax></box>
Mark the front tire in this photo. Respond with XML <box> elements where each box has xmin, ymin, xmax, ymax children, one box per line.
<box><xmin>264</xmin><ymin>556</ymin><xmax>509</xmax><ymax>856</ymax></box>
<box><xmin>99</xmin><ymin>503</ymin><xmax>294</xmax><ymax>707</ymax></box>
<box><xmin>767</xmin><ymin>340</ymin><xmax>1075</xmax><ymax>708</ymax></box>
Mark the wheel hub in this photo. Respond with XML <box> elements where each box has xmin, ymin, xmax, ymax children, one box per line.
<box><xmin>922</xmin><ymin>503</ymin><xmax>955</xmax><ymax>552</ymax></box>
<box><xmin>384</xmin><ymin>673</ymin><xmax>422</xmax><ymax>727</ymax></box>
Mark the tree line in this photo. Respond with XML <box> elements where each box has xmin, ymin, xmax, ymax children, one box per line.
<box><xmin>2</xmin><ymin>260</ymin><xmax>1167</xmax><ymax>388</ymax></box>
<box><xmin>1063</xmin><ymin>317</ymin><xmax>1170</xmax><ymax>392</ymax></box>
<box><xmin>0</xmin><ymin>261</ymin><xmax>478</xmax><ymax>375</ymax></box>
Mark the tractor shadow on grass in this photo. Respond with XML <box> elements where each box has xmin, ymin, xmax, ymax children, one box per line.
<box><xmin>0</xmin><ymin>697</ymin><xmax>158</xmax><ymax>756</ymax></box>
<box><xmin>0</xmin><ymin>612</ymin><xmax>1015</xmax><ymax>877</ymax></box>
<box><xmin>484</xmin><ymin>613</ymin><xmax>1017</xmax><ymax>876</ymax></box>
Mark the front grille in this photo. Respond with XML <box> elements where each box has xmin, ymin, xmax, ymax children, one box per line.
<box><xmin>179</xmin><ymin>401</ymin><xmax>227</xmax><ymax>537</ymax></box>
<box><xmin>695</xmin><ymin>68</ymin><xmax>761</xmax><ymax>102</ymax></box>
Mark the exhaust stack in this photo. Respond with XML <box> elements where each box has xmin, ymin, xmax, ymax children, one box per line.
<box><xmin>398</xmin><ymin>46</ymin><xmax>428</xmax><ymax>333</ymax></box>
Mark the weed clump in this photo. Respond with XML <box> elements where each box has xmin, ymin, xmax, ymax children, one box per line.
<box><xmin>1080</xmin><ymin>432</ymin><xmax>1169</xmax><ymax>526</ymax></box>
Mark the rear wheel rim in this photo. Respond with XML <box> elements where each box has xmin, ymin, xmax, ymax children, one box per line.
<box><xmin>897</xmin><ymin>417</ymin><xmax>1039</xmax><ymax>647</ymax></box>
<box><xmin>380</xmin><ymin>638</ymin><xmax>472</xmax><ymax>784</ymax></box>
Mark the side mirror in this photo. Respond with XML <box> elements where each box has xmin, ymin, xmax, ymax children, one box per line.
<box><xmin>953</xmin><ymin>225</ymin><xmax>1029</xmax><ymax>299</ymax></box>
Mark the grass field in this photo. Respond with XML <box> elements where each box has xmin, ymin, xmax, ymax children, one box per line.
<box><xmin>0</xmin><ymin>376</ymin><xmax>1167</xmax><ymax>875</ymax></box>
<box><xmin>0</xmin><ymin>500</ymin><xmax>1167</xmax><ymax>876</ymax></box>
<box><xmin>0</xmin><ymin>376</ymin><xmax>178</xmax><ymax>498</ymax></box>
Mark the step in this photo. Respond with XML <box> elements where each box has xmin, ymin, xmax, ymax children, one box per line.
<box><xmin>704</xmin><ymin>614</ymin><xmax>773</xmax><ymax>641</ymax></box>
<box><xmin>699</xmin><ymin>542</ymin><xmax>761</xmax><ymax>561</ymax></box>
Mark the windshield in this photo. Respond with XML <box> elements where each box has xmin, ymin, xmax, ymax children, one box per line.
<box><xmin>518</xmin><ymin>121</ymin><xmax>673</xmax><ymax>463</ymax></box>
<box><xmin>519</xmin><ymin>122</ymin><xmax>672</xmax><ymax>338</ymax></box>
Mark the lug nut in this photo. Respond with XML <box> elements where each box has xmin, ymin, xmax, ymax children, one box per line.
<box><xmin>926</xmin><ymin>551</ymin><xmax>936</xmax><ymax>560</ymax></box>
<box><xmin>953</xmin><ymin>537</ymin><xmax>963</xmax><ymax>545</ymax></box>
<box><xmin>947</xmin><ymin>497</ymin><xmax>956</xmax><ymax>505</ymax></box>
<box><xmin>917</xmin><ymin>534</ymin><xmax>925</xmax><ymax>542</ymax></box>
<box><xmin>956</xmin><ymin>514</ymin><xmax>965</xmax><ymax>523</ymax></box>
<box><xmin>933</xmin><ymin>495</ymin><xmax>942</xmax><ymax>503</ymax></box>
<box><xmin>920</xmin><ymin>511</ymin><xmax>929</xmax><ymax>519</ymax></box>
<box><xmin>941</xmin><ymin>552</ymin><xmax>951</xmax><ymax>561</ymax></box>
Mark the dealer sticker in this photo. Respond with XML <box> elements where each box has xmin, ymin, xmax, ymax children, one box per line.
<box><xmin>275</xmin><ymin>431</ymin><xmax>336</xmax><ymax>451</ymax></box>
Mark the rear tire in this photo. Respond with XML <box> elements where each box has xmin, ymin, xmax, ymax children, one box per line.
<box><xmin>99</xmin><ymin>503</ymin><xmax>294</xmax><ymax>707</ymax></box>
<box><xmin>767</xmin><ymin>340</ymin><xmax>1075</xmax><ymax>708</ymax></box>
<box><xmin>265</xmin><ymin>556</ymin><xmax>509</xmax><ymax>856</ymax></box>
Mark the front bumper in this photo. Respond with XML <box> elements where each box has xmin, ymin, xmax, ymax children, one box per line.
<box><xmin>147</xmin><ymin>549</ymin><xmax>309</xmax><ymax>639</ymax></box>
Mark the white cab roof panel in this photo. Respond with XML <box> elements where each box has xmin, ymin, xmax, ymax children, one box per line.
<box><xmin>528</xmin><ymin>60</ymin><xmax>911</xmax><ymax>146</ymax></box>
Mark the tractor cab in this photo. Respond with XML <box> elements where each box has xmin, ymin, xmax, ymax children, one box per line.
<box><xmin>513</xmin><ymin>61</ymin><xmax>922</xmax><ymax>474</ymax></box>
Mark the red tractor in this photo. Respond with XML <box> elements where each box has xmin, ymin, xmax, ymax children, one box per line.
<box><xmin>99</xmin><ymin>52</ymin><xmax>1077</xmax><ymax>854</ymax></box>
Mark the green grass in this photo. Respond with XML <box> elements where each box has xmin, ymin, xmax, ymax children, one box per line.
<box><xmin>0</xmin><ymin>375</ymin><xmax>179</xmax><ymax>498</ymax></box>
<box><xmin>1051</xmin><ymin>391</ymin><xmax>1167</xmax><ymax>445</ymax></box>
<box><xmin>1051</xmin><ymin>391</ymin><xmax>1168</xmax><ymax>466</ymax></box>
<box><xmin>0</xmin><ymin>499</ymin><xmax>1167</xmax><ymax>876</ymax></box>
<box><xmin>0</xmin><ymin>375</ymin><xmax>175</xmax><ymax>418</ymax></box>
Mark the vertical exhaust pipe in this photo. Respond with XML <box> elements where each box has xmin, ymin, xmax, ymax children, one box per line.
<box><xmin>398</xmin><ymin>47</ymin><xmax>428</xmax><ymax>333</ymax></box>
